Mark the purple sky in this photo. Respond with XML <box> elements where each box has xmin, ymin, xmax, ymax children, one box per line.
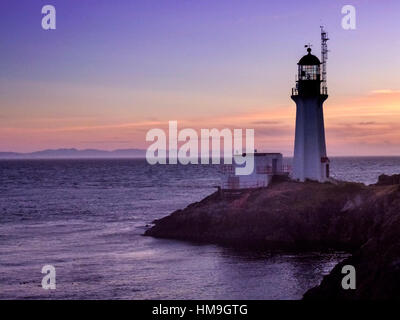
<box><xmin>1</xmin><ymin>0</ymin><xmax>399</xmax><ymax>155</ymax></box>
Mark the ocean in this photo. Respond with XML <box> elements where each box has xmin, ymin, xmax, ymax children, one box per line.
<box><xmin>0</xmin><ymin>157</ymin><xmax>399</xmax><ymax>299</ymax></box>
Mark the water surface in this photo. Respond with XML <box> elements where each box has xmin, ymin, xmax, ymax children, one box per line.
<box><xmin>0</xmin><ymin>157</ymin><xmax>398</xmax><ymax>299</ymax></box>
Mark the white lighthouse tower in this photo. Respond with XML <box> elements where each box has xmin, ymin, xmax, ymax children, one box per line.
<box><xmin>291</xmin><ymin>28</ymin><xmax>330</xmax><ymax>182</ymax></box>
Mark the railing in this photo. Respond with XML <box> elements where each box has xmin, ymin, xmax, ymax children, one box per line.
<box><xmin>220</xmin><ymin>164</ymin><xmax>235</xmax><ymax>174</ymax></box>
<box><xmin>283</xmin><ymin>165</ymin><xmax>292</xmax><ymax>172</ymax></box>
<box><xmin>220</xmin><ymin>164</ymin><xmax>292</xmax><ymax>175</ymax></box>
<box><xmin>256</xmin><ymin>165</ymin><xmax>292</xmax><ymax>174</ymax></box>
<box><xmin>291</xmin><ymin>86</ymin><xmax>328</xmax><ymax>96</ymax></box>
<box><xmin>221</xmin><ymin>181</ymin><xmax>268</xmax><ymax>190</ymax></box>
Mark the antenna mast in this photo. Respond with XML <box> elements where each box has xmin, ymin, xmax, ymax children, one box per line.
<box><xmin>320</xmin><ymin>26</ymin><xmax>329</xmax><ymax>88</ymax></box>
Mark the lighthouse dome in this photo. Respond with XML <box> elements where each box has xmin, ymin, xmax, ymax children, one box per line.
<box><xmin>298</xmin><ymin>48</ymin><xmax>321</xmax><ymax>65</ymax></box>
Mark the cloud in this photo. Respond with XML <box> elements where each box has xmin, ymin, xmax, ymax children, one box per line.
<box><xmin>250</xmin><ymin>120</ymin><xmax>282</xmax><ymax>125</ymax></box>
<box><xmin>370</xmin><ymin>89</ymin><xmax>400</xmax><ymax>95</ymax></box>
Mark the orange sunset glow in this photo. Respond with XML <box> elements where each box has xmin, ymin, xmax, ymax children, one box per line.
<box><xmin>1</xmin><ymin>89</ymin><xmax>399</xmax><ymax>156</ymax></box>
<box><xmin>1</xmin><ymin>0</ymin><xmax>399</xmax><ymax>156</ymax></box>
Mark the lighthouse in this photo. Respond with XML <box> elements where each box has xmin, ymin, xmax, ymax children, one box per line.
<box><xmin>291</xmin><ymin>28</ymin><xmax>330</xmax><ymax>182</ymax></box>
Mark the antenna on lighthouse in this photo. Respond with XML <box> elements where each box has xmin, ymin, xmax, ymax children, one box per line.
<box><xmin>320</xmin><ymin>26</ymin><xmax>329</xmax><ymax>87</ymax></box>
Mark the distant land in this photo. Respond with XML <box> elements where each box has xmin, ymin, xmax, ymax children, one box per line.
<box><xmin>0</xmin><ymin>148</ymin><xmax>147</xmax><ymax>159</ymax></box>
<box><xmin>1</xmin><ymin>149</ymin><xmax>399</xmax><ymax>160</ymax></box>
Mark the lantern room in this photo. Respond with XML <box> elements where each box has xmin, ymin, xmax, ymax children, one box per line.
<box><xmin>298</xmin><ymin>48</ymin><xmax>321</xmax><ymax>81</ymax></box>
<box><xmin>292</xmin><ymin>47</ymin><xmax>327</xmax><ymax>97</ymax></box>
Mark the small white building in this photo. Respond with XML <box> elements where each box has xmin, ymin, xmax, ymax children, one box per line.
<box><xmin>221</xmin><ymin>153</ymin><xmax>289</xmax><ymax>190</ymax></box>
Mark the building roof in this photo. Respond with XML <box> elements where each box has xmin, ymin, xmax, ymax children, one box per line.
<box><xmin>298</xmin><ymin>48</ymin><xmax>321</xmax><ymax>65</ymax></box>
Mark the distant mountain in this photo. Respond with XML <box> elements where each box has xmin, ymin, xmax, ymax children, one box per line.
<box><xmin>0</xmin><ymin>148</ymin><xmax>146</xmax><ymax>159</ymax></box>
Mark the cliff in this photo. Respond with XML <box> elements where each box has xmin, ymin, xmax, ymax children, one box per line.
<box><xmin>144</xmin><ymin>175</ymin><xmax>400</xmax><ymax>299</ymax></box>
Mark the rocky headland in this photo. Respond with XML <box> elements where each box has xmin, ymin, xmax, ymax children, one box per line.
<box><xmin>144</xmin><ymin>174</ymin><xmax>400</xmax><ymax>299</ymax></box>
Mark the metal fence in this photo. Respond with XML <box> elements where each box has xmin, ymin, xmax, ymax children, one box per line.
<box><xmin>220</xmin><ymin>164</ymin><xmax>292</xmax><ymax>175</ymax></box>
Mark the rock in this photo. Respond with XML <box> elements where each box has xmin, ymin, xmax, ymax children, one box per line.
<box><xmin>144</xmin><ymin>174</ymin><xmax>400</xmax><ymax>299</ymax></box>
<box><xmin>304</xmin><ymin>182</ymin><xmax>400</xmax><ymax>300</ymax></box>
<box><xmin>376</xmin><ymin>174</ymin><xmax>400</xmax><ymax>186</ymax></box>
<box><xmin>145</xmin><ymin>180</ymin><xmax>372</xmax><ymax>249</ymax></box>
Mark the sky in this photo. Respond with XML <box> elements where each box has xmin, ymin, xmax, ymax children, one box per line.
<box><xmin>0</xmin><ymin>0</ymin><xmax>399</xmax><ymax>156</ymax></box>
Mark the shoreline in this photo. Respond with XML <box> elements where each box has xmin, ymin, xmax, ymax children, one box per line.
<box><xmin>145</xmin><ymin>174</ymin><xmax>400</xmax><ymax>299</ymax></box>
